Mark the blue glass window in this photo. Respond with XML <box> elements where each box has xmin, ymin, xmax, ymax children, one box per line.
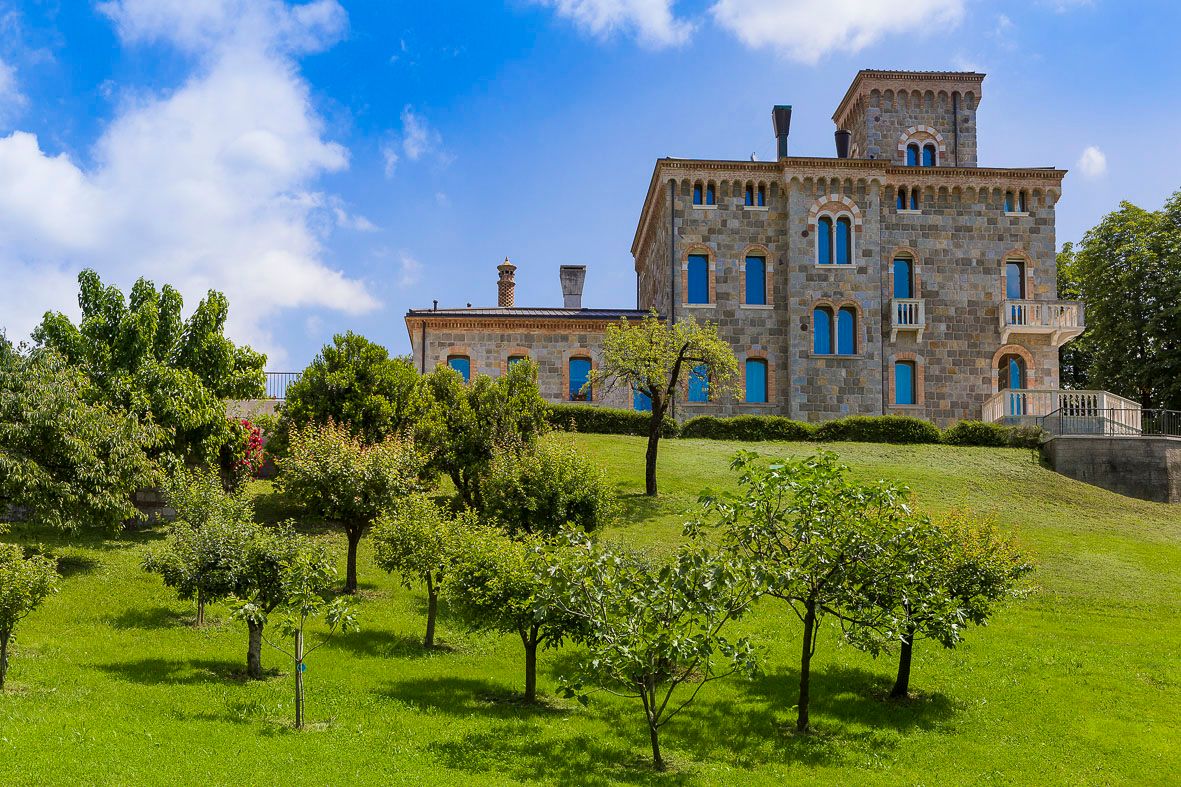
<box><xmin>1000</xmin><ymin>355</ymin><xmax>1025</xmax><ymax>390</ymax></box>
<box><xmin>1006</xmin><ymin>260</ymin><xmax>1025</xmax><ymax>299</ymax></box>
<box><xmin>633</xmin><ymin>388</ymin><xmax>652</xmax><ymax>411</ymax></box>
<box><xmin>447</xmin><ymin>355</ymin><xmax>470</xmax><ymax>383</ymax></box>
<box><xmin>817</xmin><ymin>217</ymin><xmax>833</xmax><ymax>265</ymax></box>
<box><xmin>706</xmin><ymin>183</ymin><xmax>716</xmax><ymax>205</ymax></box>
<box><xmin>922</xmin><ymin>144</ymin><xmax>936</xmax><ymax>167</ymax></box>
<box><xmin>1018</xmin><ymin>191</ymin><xmax>1027</xmax><ymax>212</ymax></box>
<box><xmin>893</xmin><ymin>258</ymin><xmax>913</xmax><ymax>299</ymax></box>
<box><xmin>745</xmin><ymin>256</ymin><xmax>766</xmax><ymax>305</ymax></box>
<box><xmin>745</xmin><ymin>359</ymin><xmax>768</xmax><ymax>403</ymax></box>
<box><xmin>569</xmin><ymin>357</ymin><xmax>592</xmax><ymax>401</ymax></box>
<box><xmin>1004</xmin><ymin>191</ymin><xmax>1015</xmax><ymax>212</ymax></box>
<box><xmin>909</xmin><ymin>188</ymin><xmax>919</xmax><ymax>210</ymax></box>
<box><xmin>745</xmin><ymin>185</ymin><xmax>754</xmax><ymax>206</ymax></box>
<box><xmin>835</xmin><ymin>217</ymin><xmax>852</xmax><ymax>265</ymax></box>
<box><xmin>693</xmin><ymin>183</ymin><xmax>703</xmax><ymax>205</ymax></box>
<box><xmin>906</xmin><ymin>144</ymin><xmax>919</xmax><ymax>166</ymax></box>
<box><xmin>895</xmin><ymin>361</ymin><xmax>916</xmax><ymax>405</ymax></box>
<box><xmin>813</xmin><ymin>308</ymin><xmax>834</xmax><ymax>354</ymax></box>
<box><xmin>508</xmin><ymin>355</ymin><xmax>526</xmax><ymax>368</ymax></box>
<box><xmin>837</xmin><ymin>307</ymin><xmax>856</xmax><ymax>355</ymax></box>
<box><xmin>757</xmin><ymin>185</ymin><xmax>766</xmax><ymax>206</ymax></box>
<box><xmin>687</xmin><ymin>254</ymin><xmax>709</xmax><ymax>304</ymax></box>
<box><xmin>688</xmin><ymin>364</ymin><xmax>709</xmax><ymax>402</ymax></box>
<box><xmin>896</xmin><ymin>189</ymin><xmax>906</xmax><ymax>210</ymax></box>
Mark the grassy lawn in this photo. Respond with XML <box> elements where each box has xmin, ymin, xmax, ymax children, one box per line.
<box><xmin>2</xmin><ymin>435</ymin><xmax>1180</xmax><ymax>785</ymax></box>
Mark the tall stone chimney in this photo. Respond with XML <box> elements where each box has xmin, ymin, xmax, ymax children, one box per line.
<box><xmin>560</xmin><ymin>265</ymin><xmax>586</xmax><ymax>309</ymax></box>
<box><xmin>772</xmin><ymin>105</ymin><xmax>792</xmax><ymax>159</ymax></box>
<box><xmin>497</xmin><ymin>257</ymin><xmax>517</xmax><ymax>307</ymax></box>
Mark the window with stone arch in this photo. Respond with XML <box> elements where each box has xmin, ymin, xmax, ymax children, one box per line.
<box><xmin>898</xmin><ymin>126</ymin><xmax>945</xmax><ymax>167</ymax></box>
<box><xmin>811</xmin><ymin>196</ymin><xmax>861</xmax><ymax>266</ymax></box>
<box><xmin>812</xmin><ymin>302</ymin><xmax>859</xmax><ymax>356</ymax></box>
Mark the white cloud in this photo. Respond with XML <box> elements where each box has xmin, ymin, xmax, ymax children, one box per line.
<box><xmin>1076</xmin><ymin>145</ymin><xmax>1107</xmax><ymax>178</ymax></box>
<box><xmin>400</xmin><ymin>106</ymin><xmax>438</xmax><ymax>161</ymax></box>
<box><xmin>531</xmin><ymin>0</ymin><xmax>694</xmax><ymax>48</ymax></box>
<box><xmin>380</xmin><ymin>140</ymin><xmax>399</xmax><ymax>177</ymax></box>
<box><xmin>397</xmin><ymin>252</ymin><xmax>422</xmax><ymax>288</ymax></box>
<box><xmin>0</xmin><ymin>0</ymin><xmax>377</xmax><ymax>364</ymax></box>
<box><xmin>709</xmin><ymin>0</ymin><xmax>964</xmax><ymax>63</ymax></box>
<box><xmin>0</xmin><ymin>58</ymin><xmax>27</xmax><ymax>124</ymax></box>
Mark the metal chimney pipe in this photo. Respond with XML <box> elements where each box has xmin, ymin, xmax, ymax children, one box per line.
<box><xmin>835</xmin><ymin>129</ymin><xmax>852</xmax><ymax>159</ymax></box>
<box><xmin>559</xmin><ymin>265</ymin><xmax>586</xmax><ymax>310</ymax></box>
<box><xmin>772</xmin><ymin>105</ymin><xmax>792</xmax><ymax>159</ymax></box>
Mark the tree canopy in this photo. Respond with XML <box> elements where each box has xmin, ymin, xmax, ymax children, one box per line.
<box><xmin>0</xmin><ymin>543</ymin><xmax>59</xmax><ymax>690</ymax></box>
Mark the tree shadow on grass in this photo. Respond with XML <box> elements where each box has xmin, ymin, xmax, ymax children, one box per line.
<box><xmin>105</xmin><ymin>605</ymin><xmax>191</xmax><ymax>630</ymax></box>
<box><xmin>54</xmin><ymin>553</ymin><xmax>101</xmax><ymax>578</ymax></box>
<box><xmin>94</xmin><ymin>657</ymin><xmax>261</xmax><ymax>685</ymax></box>
<box><xmin>376</xmin><ymin>676</ymin><xmax>568</xmax><ymax>719</ymax></box>
<box><xmin>327</xmin><ymin>628</ymin><xmax>450</xmax><ymax>659</ymax></box>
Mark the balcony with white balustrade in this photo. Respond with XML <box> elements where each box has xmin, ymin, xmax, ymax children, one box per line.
<box><xmin>999</xmin><ymin>300</ymin><xmax>1084</xmax><ymax>346</ymax></box>
<box><xmin>889</xmin><ymin>298</ymin><xmax>925</xmax><ymax>342</ymax></box>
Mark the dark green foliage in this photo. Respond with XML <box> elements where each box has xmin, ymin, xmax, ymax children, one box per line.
<box><xmin>942</xmin><ymin>420</ymin><xmax>1043</xmax><ymax>448</ymax></box>
<box><xmin>281</xmin><ymin>332</ymin><xmax>423</xmax><ymax>445</ymax></box>
<box><xmin>813</xmin><ymin>415</ymin><xmax>942</xmax><ymax>444</ymax></box>
<box><xmin>0</xmin><ymin>543</ymin><xmax>59</xmax><ymax>689</ymax></box>
<box><xmin>680</xmin><ymin>414</ymin><xmax>816</xmax><ymax>442</ymax></box>
<box><xmin>547</xmin><ymin>404</ymin><xmax>678</xmax><ymax>437</ymax></box>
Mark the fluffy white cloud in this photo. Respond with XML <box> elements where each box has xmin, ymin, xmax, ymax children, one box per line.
<box><xmin>0</xmin><ymin>0</ymin><xmax>377</xmax><ymax>364</ymax></box>
<box><xmin>1077</xmin><ymin>145</ymin><xmax>1107</xmax><ymax>178</ymax></box>
<box><xmin>710</xmin><ymin>0</ymin><xmax>965</xmax><ymax>63</ymax></box>
<box><xmin>530</xmin><ymin>0</ymin><xmax>694</xmax><ymax>48</ymax></box>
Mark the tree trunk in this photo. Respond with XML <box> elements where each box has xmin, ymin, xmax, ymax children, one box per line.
<box><xmin>424</xmin><ymin>574</ymin><xmax>438</xmax><ymax>648</ymax></box>
<box><xmin>797</xmin><ymin>599</ymin><xmax>816</xmax><ymax>733</ymax></box>
<box><xmin>294</xmin><ymin>627</ymin><xmax>305</xmax><ymax>729</ymax></box>
<box><xmin>641</xmin><ymin>683</ymin><xmax>665</xmax><ymax>771</ymax></box>
<box><xmin>344</xmin><ymin>525</ymin><xmax>362</xmax><ymax>594</ymax></box>
<box><xmin>644</xmin><ymin>413</ymin><xmax>662</xmax><ymax>497</ymax></box>
<box><xmin>196</xmin><ymin>589</ymin><xmax>205</xmax><ymax>627</ymax></box>
<box><xmin>247</xmin><ymin>620</ymin><xmax>264</xmax><ymax>680</ymax></box>
<box><xmin>0</xmin><ymin>630</ymin><xmax>10</xmax><ymax>690</ymax></box>
<box><xmin>523</xmin><ymin>632</ymin><xmax>538</xmax><ymax>704</ymax></box>
<box><xmin>649</xmin><ymin>718</ymin><xmax>664</xmax><ymax>771</ymax></box>
<box><xmin>890</xmin><ymin>624</ymin><xmax>916</xmax><ymax>699</ymax></box>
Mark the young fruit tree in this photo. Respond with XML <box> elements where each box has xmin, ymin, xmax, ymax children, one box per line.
<box><xmin>546</xmin><ymin>531</ymin><xmax>760</xmax><ymax>771</ymax></box>
<box><xmin>690</xmin><ymin>450</ymin><xmax>906</xmax><ymax>732</ymax></box>
<box><xmin>586</xmin><ymin>312</ymin><xmax>737</xmax><ymax>496</ymax></box>
<box><xmin>0</xmin><ymin>543</ymin><xmax>59</xmax><ymax>690</ymax></box>
<box><xmin>233</xmin><ymin>522</ymin><xmax>309</xmax><ymax>679</ymax></box>
<box><xmin>233</xmin><ymin>540</ymin><xmax>356</xmax><ymax>729</ymax></box>
<box><xmin>278</xmin><ymin>421</ymin><xmax>423</xmax><ymax>593</ymax></box>
<box><xmin>371</xmin><ymin>493</ymin><xmax>476</xmax><ymax>648</ymax></box>
<box><xmin>445</xmin><ymin>528</ymin><xmax>582</xmax><ymax>703</ymax></box>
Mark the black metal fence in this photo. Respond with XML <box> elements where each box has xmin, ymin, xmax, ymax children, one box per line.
<box><xmin>1039</xmin><ymin>408</ymin><xmax>1181</xmax><ymax>438</ymax></box>
<box><xmin>264</xmin><ymin>372</ymin><xmax>302</xmax><ymax>400</ymax></box>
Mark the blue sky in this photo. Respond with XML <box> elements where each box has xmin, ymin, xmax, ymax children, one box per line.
<box><xmin>0</xmin><ymin>0</ymin><xmax>1178</xmax><ymax>368</ymax></box>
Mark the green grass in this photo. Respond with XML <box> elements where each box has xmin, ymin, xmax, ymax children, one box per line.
<box><xmin>2</xmin><ymin>435</ymin><xmax>1180</xmax><ymax>785</ymax></box>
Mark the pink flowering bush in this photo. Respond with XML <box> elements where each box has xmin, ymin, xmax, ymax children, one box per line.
<box><xmin>220</xmin><ymin>418</ymin><xmax>265</xmax><ymax>491</ymax></box>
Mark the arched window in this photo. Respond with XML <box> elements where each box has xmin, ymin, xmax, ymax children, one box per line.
<box><xmin>835</xmin><ymin>217</ymin><xmax>852</xmax><ymax>265</ymax></box>
<box><xmin>1018</xmin><ymin>190</ymin><xmax>1028</xmax><ymax>212</ymax></box>
<box><xmin>744</xmin><ymin>184</ymin><xmax>754</xmax><ymax>206</ymax></box>
<box><xmin>909</xmin><ymin>187</ymin><xmax>919</xmax><ymax>210</ymax></box>
<box><xmin>687</xmin><ymin>254</ymin><xmax>709</xmax><ymax>304</ymax></box>
<box><xmin>817</xmin><ymin>217</ymin><xmax>833</xmax><ymax>265</ymax></box>
<box><xmin>998</xmin><ymin>354</ymin><xmax>1026</xmax><ymax>391</ymax></box>
<box><xmin>837</xmin><ymin>307</ymin><xmax>857</xmax><ymax>355</ymax></box>
<box><xmin>906</xmin><ymin>143</ymin><xmax>920</xmax><ymax>166</ymax></box>
<box><xmin>569</xmin><ymin>357</ymin><xmax>592</xmax><ymax>401</ymax></box>
<box><xmin>922</xmin><ymin>143</ymin><xmax>936</xmax><ymax>167</ymax></box>
<box><xmin>813</xmin><ymin>307</ymin><xmax>834</xmax><ymax>354</ymax></box>
<box><xmin>692</xmin><ymin>182</ymin><xmax>703</xmax><ymax>205</ymax></box>
<box><xmin>757</xmin><ymin>185</ymin><xmax>766</xmax><ymax>206</ymax></box>
<box><xmin>705</xmin><ymin>183</ymin><xmax>716</xmax><ymax>205</ymax></box>
<box><xmin>893</xmin><ymin>257</ymin><xmax>914</xmax><ymax>299</ymax></box>
<box><xmin>745</xmin><ymin>256</ymin><xmax>766</xmax><ymax>305</ymax></box>
<box><xmin>1006</xmin><ymin>259</ymin><xmax>1025</xmax><ymax>300</ymax></box>
<box><xmin>745</xmin><ymin>359</ymin><xmax>767</xmax><ymax>403</ymax></box>
<box><xmin>895</xmin><ymin>361</ymin><xmax>916</xmax><ymax>405</ymax></box>
<box><xmin>447</xmin><ymin>355</ymin><xmax>471</xmax><ymax>383</ymax></box>
<box><xmin>1004</xmin><ymin>191</ymin><xmax>1015</xmax><ymax>212</ymax></box>
<box><xmin>507</xmin><ymin>354</ymin><xmax>526</xmax><ymax>368</ymax></box>
<box><xmin>688</xmin><ymin>364</ymin><xmax>709</xmax><ymax>402</ymax></box>
<box><xmin>896</xmin><ymin>188</ymin><xmax>906</xmax><ymax>210</ymax></box>
<box><xmin>633</xmin><ymin>388</ymin><xmax>652</xmax><ymax>412</ymax></box>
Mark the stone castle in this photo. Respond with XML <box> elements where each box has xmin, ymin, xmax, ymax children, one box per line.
<box><xmin>405</xmin><ymin>69</ymin><xmax>1087</xmax><ymax>425</ymax></box>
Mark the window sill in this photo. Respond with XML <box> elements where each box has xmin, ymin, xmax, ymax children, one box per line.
<box><xmin>683</xmin><ymin>302</ymin><xmax>716</xmax><ymax>308</ymax></box>
<box><xmin>740</xmin><ymin>303</ymin><xmax>774</xmax><ymax>310</ymax></box>
<box><xmin>813</xmin><ymin>264</ymin><xmax>865</xmax><ymax>271</ymax></box>
<box><xmin>809</xmin><ymin>353</ymin><xmax>866</xmax><ymax>360</ymax></box>
<box><xmin>692</xmin><ymin>204</ymin><xmax>717</xmax><ymax>211</ymax></box>
<box><xmin>891</xmin><ymin>404</ymin><xmax>924</xmax><ymax>410</ymax></box>
<box><xmin>743</xmin><ymin>205</ymin><xmax>769</xmax><ymax>212</ymax></box>
<box><xmin>897</xmin><ymin>209</ymin><xmax>922</xmax><ymax>215</ymax></box>
<box><xmin>1004</xmin><ymin>211</ymin><xmax>1030</xmax><ymax>217</ymax></box>
<box><xmin>739</xmin><ymin>401</ymin><xmax>771</xmax><ymax>407</ymax></box>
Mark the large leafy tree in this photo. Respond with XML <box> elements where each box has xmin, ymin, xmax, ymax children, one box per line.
<box><xmin>587</xmin><ymin>312</ymin><xmax>738</xmax><ymax>496</ymax></box>
<box><xmin>415</xmin><ymin>359</ymin><xmax>549</xmax><ymax>509</ymax></box>
<box><xmin>0</xmin><ymin>543</ymin><xmax>60</xmax><ymax>690</ymax></box>
<box><xmin>0</xmin><ymin>348</ymin><xmax>156</xmax><ymax>530</ymax></box>
<box><xmin>33</xmin><ymin>269</ymin><xmax>265</xmax><ymax>463</ymax></box>
<box><xmin>282</xmin><ymin>332</ymin><xmax>424</xmax><ymax>445</ymax></box>
<box><xmin>1063</xmin><ymin>191</ymin><xmax>1181</xmax><ymax>408</ymax></box>
<box><xmin>278</xmin><ymin>421</ymin><xmax>423</xmax><ymax>593</ymax></box>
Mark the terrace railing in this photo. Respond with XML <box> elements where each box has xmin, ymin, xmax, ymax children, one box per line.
<box><xmin>981</xmin><ymin>389</ymin><xmax>1140</xmax><ymax>426</ymax></box>
<box><xmin>1039</xmin><ymin>408</ymin><xmax>1181</xmax><ymax>438</ymax></box>
<box><xmin>264</xmin><ymin>371</ymin><xmax>302</xmax><ymax>400</ymax></box>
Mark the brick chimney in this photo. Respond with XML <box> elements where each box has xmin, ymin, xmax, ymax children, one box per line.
<box><xmin>497</xmin><ymin>257</ymin><xmax>517</xmax><ymax>307</ymax></box>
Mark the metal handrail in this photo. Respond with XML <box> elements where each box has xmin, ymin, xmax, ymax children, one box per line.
<box><xmin>264</xmin><ymin>371</ymin><xmax>302</xmax><ymax>400</ymax></box>
<box><xmin>1039</xmin><ymin>408</ymin><xmax>1181</xmax><ymax>438</ymax></box>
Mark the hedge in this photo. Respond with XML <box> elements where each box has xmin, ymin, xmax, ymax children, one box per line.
<box><xmin>680</xmin><ymin>415</ymin><xmax>816</xmax><ymax>442</ymax></box>
<box><xmin>547</xmin><ymin>404</ymin><xmax>678</xmax><ymax>438</ymax></box>
<box><xmin>942</xmin><ymin>420</ymin><xmax>1043</xmax><ymax>449</ymax></box>
<box><xmin>812</xmin><ymin>415</ymin><xmax>943</xmax><ymax>444</ymax></box>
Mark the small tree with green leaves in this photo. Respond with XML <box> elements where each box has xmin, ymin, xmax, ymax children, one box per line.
<box><xmin>0</xmin><ymin>543</ymin><xmax>59</xmax><ymax>690</ymax></box>
<box><xmin>277</xmin><ymin>421</ymin><xmax>423</xmax><ymax>593</ymax></box>
<box><xmin>691</xmin><ymin>450</ymin><xmax>907</xmax><ymax>732</ymax></box>
<box><xmin>446</xmin><ymin>527</ymin><xmax>582</xmax><ymax>703</ymax></box>
<box><xmin>371</xmin><ymin>494</ymin><xmax>476</xmax><ymax>648</ymax></box>
<box><xmin>480</xmin><ymin>436</ymin><xmax>618</xmax><ymax>537</ymax></box>
<box><xmin>587</xmin><ymin>312</ymin><xmax>738</xmax><ymax>496</ymax></box>
<box><xmin>234</xmin><ymin>541</ymin><xmax>356</xmax><ymax>728</ymax></box>
<box><xmin>233</xmin><ymin>522</ymin><xmax>308</xmax><ymax>679</ymax></box>
<box><xmin>546</xmin><ymin>531</ymin><xmax>759</xmax><ymax>771</ymax></box>
<box><xmin>415</xmin><ymin>359</ymin><xmax>549</xmax><ymax>508</ymax></box>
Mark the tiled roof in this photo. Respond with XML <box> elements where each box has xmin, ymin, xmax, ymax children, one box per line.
<box><xmin>406</xmin><ymin>307</ymin><xmax>655</xmax><ymax>320</ymax></box>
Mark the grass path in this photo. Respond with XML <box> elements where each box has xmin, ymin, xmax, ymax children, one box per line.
<box><xmin>1</xmin><ymin>436</ymin><xmax>1179</xmax><ymax>785</ymax></box>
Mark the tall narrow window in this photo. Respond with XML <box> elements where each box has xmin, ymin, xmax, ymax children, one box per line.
<box><xmin>906</xmin><ymin>143</ymin><xmax>920</xmax><ymax>166</ymax></box>
<box><xmin>895</xmin><ymin>361</ymin><xmax>916</xmax><ymax>405</ymax></box>
<box><xmin>447</xmin><ymin>355</ymin><xmax>471</xmax><ymax>383</ymax></box>
<box><xmin>757</xmin><ymin>185</ymin><xmax>766</xmax><ymax>206</ymax></box>
<box><xmin>688</xmin><ymin>364</ymin><xmax>709</xmax><ymax>402</ymax></box>
<box><xmin>922</xmin><ymin>144</ymin><xmax>936</xmax><ymax>167</ymax></box>
<box><xmin>837</xmin><ymin>307</ymin><xmax>857</xmax><ymax>355</ymax></box>
<box><xmin>998</xmin><ymin>355</ymin><xmax>1026</xmax><ymax>391</ymax></box>
<box><xmin>909</xmin><ymin>188</ymin><xmax>919</xmax><ymax>210</ymax></box>
<box><xmin>896</xmin><ymin>188</ymin><xmax>906</xmax><ymax>210</ymax></box>
<box><xmin>1006</xmin><ymin>260</ymin><xmax>1025</xmax><ymax>299</ymax></box>
<box><xmin>817</xmin><ymin>217</ymin><xmax>833</xmax><ymax>265</ymax></box>
<box><xmin>633</xmin><ymin>388</ymin><xmax>652</xmax><ymax>412</ymax></box>
<box><xmin>893</xmin><ymin>258</ymin><xmax>914</xmax><ymax>299</ymax></box>
<box><xmin>745</xmin><ymin>359</ymin><xmax>768</xmax><ymax>403</ymax></box>
<box><xmin>705</xmin><ymin>183</ymin><xmax>716</xmax><ymax>205</ymax></box>
<box><xmin>835</xmin><ymin>217</ymin><xmax>852</xmax><ymax>265</ymax></box>
<box><xmin>569</xmin><ymin>357</ymin><xmax>592</xmax><ymax>402</ymax></box>
<box><xmin>687</xmin><ymin>254</ymin><xmax>709</xmax><ymax>304</ymax></box>
<box><xmin>813</xmin><ymin>307</ymin><xmax>834</xmax><ymax>354</ymax></box>
<box><xmin>693</xmin><ymin>183</ymin><xmax>703</xmax><ymax>205</ymax></box>
<box><xmin>1018</xmin><ymin>190</ymin><xmax>1028</xmax><ymax>212</ymax></box>
<box><xmin>1004</xmin><ymin>191</ymin><xmax>1015</xmax><ymax>212</ymax></box>
<box><xmin>744</xmin><ymin>185</ymin><xmax>754</xmax><ymax>206</ymax></box>
<box><xmin>745</xmin><ymin>256</ymin><xmax>766</xmax><ymax>305</ymax></box>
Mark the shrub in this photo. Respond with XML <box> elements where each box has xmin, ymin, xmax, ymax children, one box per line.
<box><xmin>813</xmin><ymin>415</ymin><xmax>942</xmax><ymax>444</ymax></box>
<box><xmin>680</xmin><ymin>415</ymin><xmax>816</xmax><ymax>442</ymax></box>
<box><xmin>219</xmin><ymin>419</ymin><xmax>265</xmax><ymax>491</ymax></box>
<box><xmin>943</xmin><ymin>420</ymin><xmax>1043</xmax><ymax>448</ymax></box>
<box><xmin>548</xmin><ymin>404</ymin><xmax>678</xmax><ymax>438</ymax></box>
